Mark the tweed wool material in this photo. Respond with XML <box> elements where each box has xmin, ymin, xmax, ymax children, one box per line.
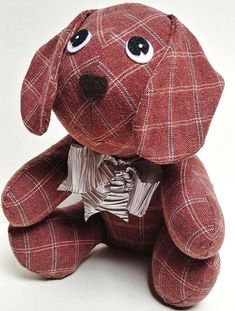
<box><xmin>2</xmin><ymin>144</ymin><xmax>224</xmax><ymax>306</ymax></box>
<box><xmin>151</xmin><ymin>225</ymin><xmax>220</xmax><ymax>307</ymax></box>
<box><xmin>21</xmin><ymin>10</ymin><xmax>96</xmax><ymax>135</ymax></box>
<box><xmin>20</xmin><ymin>3</ymin><xmax>224</xmax><ymax>164</ymax></box>
<box><xmin>2</xmin><ymin>3</ymin><xmax>225</xmax><ymax>308</ymax></box>
<box><xmin>2</xmin><ymin>136</ymin><xmax>74</xmax><ymax>227</ymax></box>
<box><xmin>161</xmin><ymin>156</ymin><xmax>224</xmax><ymax>259</ymax></box>
<box><xmin>8</xmin><ymin>204</ymin><xmax>104</xmax><ymax>279</ymax></box>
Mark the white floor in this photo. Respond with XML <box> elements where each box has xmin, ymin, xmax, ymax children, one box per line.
<box><xmin>0</xmin><ymin>223</ymin><xmax>234</xmax><ymax>311</ymax></box>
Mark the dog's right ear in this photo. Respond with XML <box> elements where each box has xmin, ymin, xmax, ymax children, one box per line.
<box><xmin>21</xmin><ymin>10</ymin><xmax>95</xmax><ymax>135</ymax></box>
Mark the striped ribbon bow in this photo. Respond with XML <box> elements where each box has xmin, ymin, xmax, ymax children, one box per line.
<box><xmin>58</xmin><ymin>143</ymin><xmax>162</xmax><ymax>222</ymax></box>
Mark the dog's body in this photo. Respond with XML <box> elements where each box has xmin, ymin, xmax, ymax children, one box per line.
<box><xmin>2</xmin><ymin>3</ymin><xmax>224</xmax><ymax>307</ymax></box>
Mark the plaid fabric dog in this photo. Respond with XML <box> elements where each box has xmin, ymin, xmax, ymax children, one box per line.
<box><xmin>1</xmin><ymin>3</ymin><xmax>225</xmax><ymax>307</ymax></box>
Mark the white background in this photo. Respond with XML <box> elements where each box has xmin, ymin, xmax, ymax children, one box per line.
<box><xmin>0</xmin><ymin>0</ymin><xmax>234</xmax><ymax>310</ymax></box>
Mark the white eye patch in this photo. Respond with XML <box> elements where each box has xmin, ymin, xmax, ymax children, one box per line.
<box><xmin>125</xmin><ymin>36</ymin><xmax>154</xmax><ymax>64</ymax></box>
<box><xmin>67</xmin><ymin>29</ymin><xmax>92</xmax><ymax>53</ymax></box>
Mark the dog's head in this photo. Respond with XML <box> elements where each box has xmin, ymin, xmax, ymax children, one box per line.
<box><xmin>21</xmin><ymin>3</ymin><xmax>224</xmax><ymax>164</ymax></box>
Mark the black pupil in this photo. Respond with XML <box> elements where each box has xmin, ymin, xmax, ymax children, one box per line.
<box><xmin>128</xmin><ymin>37</ymin><xmax>149</xmax><ymax>56</ymax></box>
<box><xmin>70</xmin><ymin>29</ymin><xmax>88</xmax><ymax>47</ymax></box>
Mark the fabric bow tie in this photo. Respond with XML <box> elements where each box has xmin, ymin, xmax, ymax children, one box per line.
<box><xmin>58</xmin><ymin>143</ymin><xmax>162</xmax><ymax>222</ymax></box>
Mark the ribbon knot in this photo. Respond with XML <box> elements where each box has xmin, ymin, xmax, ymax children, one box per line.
<box><xmin>58</xmin><ymin>143</ymin><xmax>162</xmax><ymax>222</ymax></box>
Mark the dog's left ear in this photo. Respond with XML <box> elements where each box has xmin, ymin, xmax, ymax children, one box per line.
<box><xmin>133</xmin><ymin>15</ymin><xmax>224</xmax><ymax>165</ymax></box>
<box><xmin>21</xmin><ymin>10</ymin><xmax>95</xmax><ymax>135</ymax></box>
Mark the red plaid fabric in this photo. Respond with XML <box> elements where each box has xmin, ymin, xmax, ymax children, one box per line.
<box><xmin>3</xmin><ymin>148</ymin><xmax>224</xmax><ymax>306</ymax></box>
<box><xmin>161</xmin><ymin>155</ymin><xmax>225</xmax><ymax>259</ymax></box>
<box><xmin>2</xmin><ymin>3</ymin><xmax>225</xmax><ymax>308</ymax></box>
<box><xmin>8</xmin><ymin>203</ymin><xmax>103</xmax><ymax>278</ymax></box>
<box><xmin>133</xmin><ymin>15</ymin><xmax>224</xmax><ymax>164</ymax></box>
<box><xmin>101</xmin><ymin>155</ymin><xmax>224</xmax><ymax>260</ymax></box>
<box><xmin>2</xmin><ymin>136</ymin><xmax>74</xmax><ymax>227</ymax></box>
<box><xmin>21</xmin><ymin>10</ymin><xmax>95</xmax><ymax>136</ymax></box>
<box><xmin>20</xmin><ymin>3</ymin><xmax>224</xmax><ymax>163</ymax></box>
<box><xmin>101</xmin><ymin>185</ymin><xmax>164</xmax><ymax>253</ymax></box>
<box><xmin>151</xmin><ymin>225</ymin><xmax>220</xmax><ymax>307</ymax></box>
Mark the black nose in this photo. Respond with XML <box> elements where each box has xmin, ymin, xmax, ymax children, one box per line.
<box><xmin>79</xmin><ymin>74</ymin><xmax>108</xmax><ymax>101</ymax></box>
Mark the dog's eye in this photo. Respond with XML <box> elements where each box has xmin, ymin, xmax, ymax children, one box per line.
<box><xmin>125</xmin><ymin>36</ymin><xmax>153</xmax><ymax>64</ymax></box>
<box><xmin>67</xmin><ymin>29</ymin><xmax>91</xmax><ymax>53</ymax></box>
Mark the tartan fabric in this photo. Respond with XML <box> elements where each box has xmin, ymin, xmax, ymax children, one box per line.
<box><xmin>53</xmin><ymin>4</ymin><xmax>172</xmax><ymax>158</ymax></box>
<box><xmin>2</xmin><ymin>152</ymin><xmax>224</xmax><ymax>307</ymax></box>
<box><xmin>20</xmin><ymin>3</ymin><xmax>224</xmax><ymax>163</ymax></box>
<box><xmin>21</xmin><ymin>10</ymin><xmax>95</xmax><ymax>135</ymax></box>
<box><xmin>161</xmin><ymin>155</ymin><xmax>225</xmax><ymax>259</ymax></box>
<box><xmin>151</xmin><ymin>225</ymin><xmax>220</xmax><ymax>307</ymax></box>
<box><xmin>101</xmin><ymin>185</ymin><xmax>164</xmax><ymax>253</ymax></box>
<box><xmin>8</xmin><ymin>203</ymin><xmax>104</xmax><ymax>279</ymax></box>
<box><xmin>1</xmin><ymin>135</ymin><xmax>74</xmax><ymax>227</ymax></box>
<box><xmin>133</xmin><ymin>15</ymin><xmax>225</xmax><ymax>164</ymax></box>
<box><xmin>2</xmin><ymin>3</ymin><xmax>225</xmax><ymax>307</ymax></box>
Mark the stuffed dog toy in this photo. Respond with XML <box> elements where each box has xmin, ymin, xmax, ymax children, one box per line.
<box><xmin>1</xmin><ymin>3</ymin><xmax>225</xmax><ymax>307</ymax></box>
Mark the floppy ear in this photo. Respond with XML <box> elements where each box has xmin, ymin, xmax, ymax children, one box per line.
<box><xmin>21</xmin><ymin>10</ymin><xmax>95</xmax><ymax>135</ymax></box>
<box><xmin>133</xmin><ymin>15</ymin><xmax>224</xmax><ymax>165</ymax></box>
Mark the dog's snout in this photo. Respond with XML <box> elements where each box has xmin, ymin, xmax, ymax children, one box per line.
<box><xmin>79</xmin><ymin>74</ymin><xmax>108</xmax><ymax>101</ymax></box>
